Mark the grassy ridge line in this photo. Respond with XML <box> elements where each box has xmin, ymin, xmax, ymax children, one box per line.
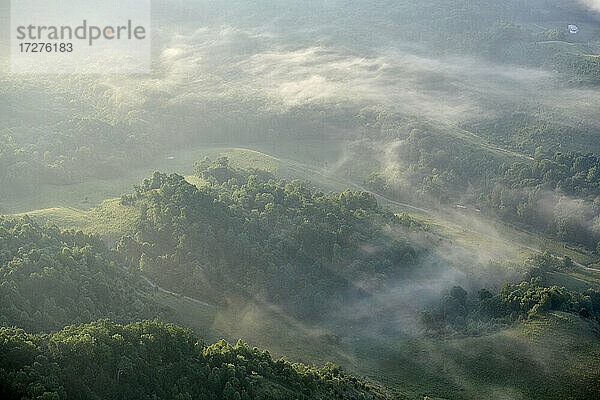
<box><xmin>12</xmin><ymin>198</ymin><xmax>141</xmax><ymax>238</ymax></box>
<box><xmin>431</xmin><ymin>120</ymin><xmax>534</xmax><ymax>161</ymax></box>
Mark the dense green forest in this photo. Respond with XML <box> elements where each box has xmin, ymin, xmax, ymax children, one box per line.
<box><xmin>117</xmin><ymin>158</ymin><xmax>423</xmax><ymax>319</ymax></box>
<box><xmin>0</xmin><ymin>319</ymin><xmax>385</xmax><ymax>400</ymax></box>
<box><xmin>484</xmin><ymin>151</ymin><xmax>600</xmax><ymax>248</ymax></box>
<box><xmin>420</xmin><ymin>253</ymin><xmax>600</xmax><ymax>335</ymax></box>
<box><xmin>0</xmin><ymin>216</ymin><xmax>164</xmax><ymax>332</ymax></box>
<box><xmin>0</xmin><ymin>177</ymin><xmax>391</xmax><ymax>400</ymax></box>
<box><xmin>0</xmin><ymin>103</ymin><xmax>160</xmax><ymax>197</ymax></box>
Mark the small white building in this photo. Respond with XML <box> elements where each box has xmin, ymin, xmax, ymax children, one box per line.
<box><xmin>568</xmin><ymin>24</ymin><xmax>579</xmax><ymax>34</ymax></box>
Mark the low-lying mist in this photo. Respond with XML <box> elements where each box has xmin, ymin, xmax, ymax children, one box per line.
<box><xmin>3</xmin><ymin>1</ymin><xmax>599</xmax><ymax>150</ymax></box>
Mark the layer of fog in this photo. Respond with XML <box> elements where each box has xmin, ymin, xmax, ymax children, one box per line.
<box><xmin>111</xmin><ymin>25</ymin><xmax>589</xmax><ymax>127</ymax></box>
<box><xmin>5</xmin><ymin>14</ymin><xmax>600</xmax><ymax>139</ymax></box>
<box><xmin>578</xmin><ymin>0</ymin><xmax>600</xmax><ymax>12</ymax></box>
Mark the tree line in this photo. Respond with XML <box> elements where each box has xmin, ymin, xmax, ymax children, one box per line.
<box><xmin>419</xmin><ymin>252</ymin><xmax>600</xmax><ymax>335</ymax></box>
<box><xmin>0</xmin><ymin>216</ymin><xmax>165</xmax><ymax>332</ymax></box>
<box><xmin>367</xmin><ymin>142</ymin><xmax>600</xmax><ymax>251</ymax></box>
<box><xmin>0</xmin><ymin>319</ymin><xmax>386</xmax><ymax>400</ymax></box>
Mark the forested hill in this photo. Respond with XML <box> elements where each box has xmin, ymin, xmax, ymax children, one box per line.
<box><xmin>0</xmin><ymin>170</ymin><xmax>391</xmax><ymax>400</ymax></box>
<box><xmin>116</xmin><ymin>158</ymin><xmax>424</xmax><ymax>319</ymax></box>
<box><xmin>368</xmin><ymin>142</ymin><xmax>600</xmax><ymax>250</ymax></box>
<box><xmin>0</xmin><ymin>319</ymin><xmax>387</xmax><ymax>400</ymax></box>
<box><xmin>485</xmin><ymin>151</ymin><xmax>600</xmax><ymax>249</ymax></box>
<box><xmin>0</xmin><ymin>216</ymin><xmax>164</xmax><ymax>332</ymax></box>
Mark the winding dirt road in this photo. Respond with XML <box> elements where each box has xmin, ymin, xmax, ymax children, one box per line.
<box><xmin>139</xmin><ymin>274</ymin><xmax>216</xmax><ymax>308</ymax></box>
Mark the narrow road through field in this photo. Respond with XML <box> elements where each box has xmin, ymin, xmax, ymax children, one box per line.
<box><xmin>139</xmin><ymin>274</ymin><xmax>216</xmax><ymax>308</ymax></box>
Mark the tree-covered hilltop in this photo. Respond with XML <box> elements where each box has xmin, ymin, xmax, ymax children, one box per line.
<box><xmin>367</xmin><ymin>143</ymin><xmax>600</xmax><ymax>250</ymax></box>
<box><xmin>419</xmin><ymin>253</ymin><xmax>600</xmax><ymax>335</ymax></box>
<box><xmin>117</xmin><ymin>158</ymin><xmax>423</xmax><ymax>319</ymax></box>
<box><xmin>0</xmin><ymin>319</ymin><xmax>386</xmax><ymax>400</ymax></box>
<box><xmin>485</xmin><ymin>150</ymin><xmax>600</xmax><ymax>249</ymax></box>
<box><xmin>0</xmin><ymin>216</ymin><xmax>164</xmax><ymax>332</ymax></box>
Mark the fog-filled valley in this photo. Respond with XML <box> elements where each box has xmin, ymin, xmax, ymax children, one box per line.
<box><xmin>2</xmin><ymin>1</ymin><xmax>600</xmax><ymax>399</ymax></box>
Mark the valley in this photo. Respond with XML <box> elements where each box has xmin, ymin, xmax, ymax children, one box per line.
<box><xmin>5</xmin><ymin>145</ymin><xmax>600</xmax><ymax>399</ymax></box>
<box><xmin>3</xmin><ymin>1</ymin><xmax>600</xmax><ymax>399</ymax></box>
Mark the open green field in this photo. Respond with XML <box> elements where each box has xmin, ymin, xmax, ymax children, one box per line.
<box><xmin>0</xmin><ymin>146</ymin><xmax>231</xmax><ymax>214</ymax></box>
<box><xmin>1</xmin><ymin>141</ymin><xmax>341</xmax><ymax>213</ymax></box>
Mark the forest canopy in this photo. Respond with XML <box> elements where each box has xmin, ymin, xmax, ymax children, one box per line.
<box><xmin>117</xmin><ymin>158</ymin><xmax>423</xmax><ymax>319</ymax></box>
<box><xmin>0</xmin><ymin>216</ymin><xmax>164</xmax><ymax>332</ymax></box>
<box><xmin>0</xmin><ymin>319</ymin><xmax>386</xmax><ymax>400</ymax></box>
